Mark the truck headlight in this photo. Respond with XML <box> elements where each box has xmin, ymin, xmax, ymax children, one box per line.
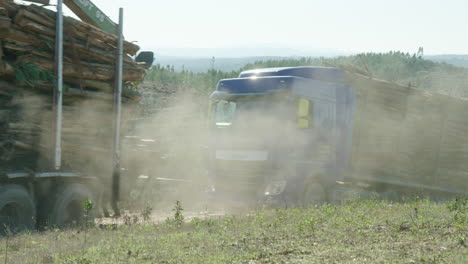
<box><xmin>205</xmin><ymin>185</ymin><xmax>216</xmax><ymax>193</ymax></box>
<box><xmin>264</xmin><ymin>181</ymin><xmax>286</xmax><ymax>196</ymax></box>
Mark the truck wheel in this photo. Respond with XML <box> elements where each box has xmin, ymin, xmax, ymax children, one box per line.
<box><xmin>382</xmin><ymin>189</ymin><xmax>400</xmax><ymax>202</ymax></box>
<box><xmin>0</xmin><ymin>185</ymin><xmax>35</xmax><ymax>234</ymax></box>
<box><xmin>302</xmin><ymin>183</ymin><xmax>325</xmax><ymax>207</ymax></box>
<box><xmin>50</xmin><ymin>183</ymin><xmax>96</xmax><ymax>227</ymax></box>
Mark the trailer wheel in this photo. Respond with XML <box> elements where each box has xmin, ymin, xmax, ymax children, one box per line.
<box><xmin>302</xmin><ymin>183</ymin><xmax>325</xmax><ymax>207</ymax></box>
<box><xmin>50</xmin><ymin>183</ymin><xmax>96</xmax><ymax>227</ymax></box>
<box><xmin>0</xmin><ymin>185</ymin><xmax>35</xmax><ymax>234</ymax></box>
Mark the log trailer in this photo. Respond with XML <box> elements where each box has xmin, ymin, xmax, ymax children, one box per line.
<box><xmin>0</xmin><ymin>0</ymin><xmax>153</xmax><ymax>233</ymax></box>
<box><xmin>207</xmin><ymin>66</ymin><xmax>468</xmax><ymax>206</ymax></box>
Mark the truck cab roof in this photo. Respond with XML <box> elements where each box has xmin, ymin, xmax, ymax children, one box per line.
<box><xmin>213</xmin><ymin>66</ymin><xmax>346</xmax><ymax>97</ymax></box>
<box><xmin>215</xmin><ymin>76</ymin><xmax>297</xmax><ymax>94</ymax></box>
<box><xmin>239</xmin><ymin>66</ymin><xmax>345</xmax><ymax>83</ymax></box>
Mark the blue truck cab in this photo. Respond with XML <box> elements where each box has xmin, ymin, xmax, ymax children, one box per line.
<box><xmin>208</xmin><ymin>66</ymin><xmax>356</xmax><ymax>206</ymax></box>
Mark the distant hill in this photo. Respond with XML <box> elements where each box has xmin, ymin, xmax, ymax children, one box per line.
<box><xmin>155</xmin><ymin>56</ymin><xmax>292</xmax><ymax>73</ymax></box>
<box><xmin>154</xmin><ymin>53</ymin><xmax>468</xmax><ymax>73</ymax></box>
<box><xmin>150</xmin><ymin>45</ymin><xmax>349</xmax><ymax>72</ymax></box>
<box><xmin>425</xmin><ymin>55</ymin><xmax>468</xmax><ymax>68</ymax></box>
<box><xmin>150</xmin><ymin>45</ymin><xmax>347</xmax><ymax>59</ymax></box>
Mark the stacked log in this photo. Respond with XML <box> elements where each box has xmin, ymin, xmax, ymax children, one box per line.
<box><xmin>0</xmin><ymin>1</ymin><xmax>145</xmax><ymax>90</ymax></box>
<box><xmin>0</xmin><ymin>1</ymin><xmax>145</xmax><ymax>176</ymax></box>
<box><xmin>347</xmin><ymin>72</ymin><xmax>468</xmax><ymax>192</ymax></box>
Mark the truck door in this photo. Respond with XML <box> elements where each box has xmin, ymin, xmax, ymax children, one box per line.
<box><xmin>294</xmin><ymin>98</ymin><xmax>337</xmax><ymax>176</ymax></box>
<box><xmin>312</xmin><ymin>100</ymin><xmax>336</xmax><ymax>164</ymax></box>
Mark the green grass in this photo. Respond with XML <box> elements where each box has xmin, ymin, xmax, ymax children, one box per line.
<box><xmin>1</xmin><ymin>199</ymin><xmax>466</xmax><ymax>263</ymax></box>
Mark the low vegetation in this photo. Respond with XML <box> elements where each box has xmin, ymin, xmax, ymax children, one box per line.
<box><xmin>0</xmin><ymin>198</ymin><xmax>466</xmax><ymax>263</ymax></box>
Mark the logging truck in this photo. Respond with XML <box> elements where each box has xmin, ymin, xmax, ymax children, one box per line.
<box><xmin>0</xmin><ymin>0</ymin><xmax>153</xmax><ymax>233</ymax></box>
<box><xmin>206</xmin><ymin>66</ymin><xmax>468</xmax><ymax>206</ymax></box>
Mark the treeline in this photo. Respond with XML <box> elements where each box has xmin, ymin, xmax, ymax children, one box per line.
<box><xmin>144</xmin><ymin>64</ymin><xmax>238</xmax><ymax>95</ymax></box>
<box><xmin>140</xmin><ymin>51</ymin><xmax>468</xmax><ymax>112</ymax></box>
<box><xmin>240</xmin><ymin>51</ymin><xmax>466</xmax><ymax>93</ymax></box>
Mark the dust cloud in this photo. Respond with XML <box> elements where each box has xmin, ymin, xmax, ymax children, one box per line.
<box><xmin>119</xmin><ymin>86</ymin><xmax>317</xmax><ymax>212</ymax></box>
<box><xmin>19</xmin><ymin>66</ymin><xmax>467</xmax><ymax>218</ymax></box>
<box><xmin>116</xmin><ymin>69</ymin><xmax>468</xmax><ymax>216</ymax></box>
<box><xmin>120</xmin><ymin>90</ymin><xmax>211</xmax><ymax>212</ymax></box>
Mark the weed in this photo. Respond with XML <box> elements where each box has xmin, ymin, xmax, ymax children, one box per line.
<box><xmin>321</xmin><ymin>203</ymin><xmax>337</xmax><ymax>215</ymax></box>
<box><xmin>447</xmin><ymin>196</ymin><xmax>467</xmax><ymax>224</ymax></box>
<box><xmin>82</xmin><ymin>199</ymin><xmax>93</xmax><ymax>226</ymax></box>
<box><xmin>172</xmin><ymin>200</ymin><xmax>184</xmax><ymax>228</ymax></box>
<box><xmin>408</xmin><ymin>206</ymin><xmax>420</xmax><ymax>231</ymax></box>
<box><xmin>189</xmin><ymin>217</ymin><xmax>202</xmax><ymax>229</ymax></box>
<box><xmin>3</xmin><ymin>225</ymin><xmax>9</xmax><ymax>264</ymax></box>
<box><xmin>457</xmin><ymin>236</ymin><xmax>466</xmax><ymax>248</ymax></box>
<box><xmin>272</xmin><ymin>208</ymin><xmax>287</xmax><ymax>228</ymax></box>
<box><xmin>141</xmin><ymin>204</ymin><xmax>153</xmax><ymax>222</ymax></box>
<box><xmin>296</xmin><ymin>217</ymin><xmax>316</xmax><ymax>234</ymax></box>
<box><xmin>132</xmin><ymin>215</ymin><xmax>139</xmax><ymax>225</ymax></box>
<box><xmin>82</xmin><ymin>199</ymin><xmax>93</xmax><ymax>245</ymax></box>
<box><xmin>123</xmin><ymin>214</ymin><xmax>132</xmax><ymax>226</ymax></box>
<box><xmin>202</xmin><ymin>218</ymin><xmax>215</xmax><ymax>227</ymax></box>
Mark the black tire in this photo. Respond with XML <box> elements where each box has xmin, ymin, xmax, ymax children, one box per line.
<box><xmin>0</xmin><ymin>184</ymin><xmax>35</xmax><ymax>234</ymax></box>
<box><xmin>50</xmin><ymin>183</ymin><xmax>96</xmax><ymax>227</ymax></box>
<box><xmin>382</xmin><ymin>189</ymin><xmax>400</xmax><ymax>202</ymax></box>
<box><xmin>302</xmin><ymin>183</ymin><xmax>325</xmax><ymax>207</ymax></box>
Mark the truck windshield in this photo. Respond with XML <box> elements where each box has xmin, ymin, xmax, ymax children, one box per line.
<box><xmin>213</xmin><ymin>101</ymin><xmax>236</xmax><ymax>126</ymax></box>
<box><xmin>212</xmin><ymin>100</ymin><xmax>290</xmax><ymax>128</ymax></box>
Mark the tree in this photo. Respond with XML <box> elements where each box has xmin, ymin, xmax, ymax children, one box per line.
<box><xmin>417</xmin><ymin>47</ymin><xmax>424</xmax><ymax>58</ymax></box>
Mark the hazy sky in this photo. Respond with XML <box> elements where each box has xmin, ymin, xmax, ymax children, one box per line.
<box><xmin>55</xmin><ymin>0</ymin><xmax>467</xmax><ymax>55</ymax></box>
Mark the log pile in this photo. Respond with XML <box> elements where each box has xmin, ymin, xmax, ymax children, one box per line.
<box><xmin>0</xmin><ymin>1</ymin><xmax>144</xmax><ymax>175</ymax></box>
<box><xmin>0</xmin><ymin>0</ymin><xmax>145</xmax><ymax>91</ymax></box>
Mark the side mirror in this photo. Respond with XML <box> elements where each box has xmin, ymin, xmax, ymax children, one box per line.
<box><xmin>135</xmin><ymin>51</ymin><xmax>154</xmax><ymax>68</ymax></box>
<box><xmin>297</xmin><ymin>98</ymin><xmax>311</xmax><ymax>128</ymax></box>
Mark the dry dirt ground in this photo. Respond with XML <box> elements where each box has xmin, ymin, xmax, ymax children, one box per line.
<box><xmin>95</xmin><ymin>210</ymin><xmax>225</xmax><ymax>226</ymax></box>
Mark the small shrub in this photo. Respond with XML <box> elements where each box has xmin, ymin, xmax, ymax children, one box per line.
<box><xmin>82</xmin><ymin>199</ymin><xmax>94</xmax><ymax>245</ymax></box>
<box><xmin>132</xmin><ymin>215</ymin><xmax>140</xmax><ymax>225</ymax></box>
<box><xmin>82</xmin><ymin>199</ymin><xmax>93</xmax><ymax>221</ymax></box>
<box><xmin>458</xmin><ymin>235</ymin><xmax>466</xmax><ymax>247</ymax></box>
<box><xmin>447</xmin><ymin>196</ymin><xmax>467</xmax><ymax>224</ymax></box>
<box><xmin>141</xmin><ymin>204</ymin><xmax>153</xmax><ymax>222</ymax></box>
<box><xmin>173</xmin><ymin>200</ymin><xmax>184</xmax><ymax>228</ymax></box>
<box><xmin>296</xmin><ymin>217</ymin><xmax>316</xmax><ymax>234</ymax></box>
<box><xmin>189</xmin><ymin>217</ymin><xmax>202</xmax><ymax>228</ymax></box>
<box><xmin>123</xmin><ymin>213</ymin><xmax>132</xmax><ymax>226</ymax></box>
